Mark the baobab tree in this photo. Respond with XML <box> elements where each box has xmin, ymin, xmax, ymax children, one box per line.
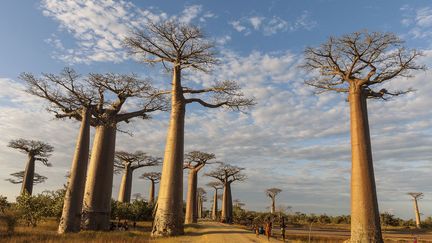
<box><xmin>266</xmin><ymin>188</ymin><xmax>282</xmax><ymax>214</ymax></box>
<box><xmin>140</xmin><ymin>172</ymin><xmax>162</xmax><ymax>205</ymax></box>
<box><xmin>183</xmin><ymin>151</ymin><xmax>216</xmax><ymax>224</ymax></box>
<box><xmin>114</xmin><ymin>151</ymin><xmax>161</xmax><ymax>203</ymax></box>
<box><xmin>6</xmin><ymin>171</ymin><xmax>47</xmax><ymax>185</ymax></box>
<box><xmin>207</xmin><ymin>181</ymin><xmax>223</xmax><ymax>220</ymax></box>
<box><xmin>197</xmin><ymin>187</ymin><xmax>207</xmax><ymax>219</ymax></box>
<box><xmin>124</xmin><ymin>20</ymin><xmax>254</xmax><ymax>236</ymax></box>
<box><xmin>205</xmin><ymin>163</ymin><xmax>246</xmax><ymax>223</ymax></box>
<box><xmin>407</xmin><ymin>192</ymin><xmax>423</xmax><ymax>229</ymax></box>
<box><xmin>21</xmin><ymin>68</ymin><xmax>166</xmax><ymax>232</ymax></box>
<box><xmin>302</xmin><ymin>31</ymin><xmax>424</xmax><ymax>242</ymax></box>
<box><xmin>8</xmin><ymin>139</ymin><xmax>53</xmax><ymax>195</ymax></box>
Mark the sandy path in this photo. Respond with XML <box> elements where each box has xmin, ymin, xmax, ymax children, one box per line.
<box><xmin>155</xmin><ymin>221</ymin><xmax>279</xmax><ymax>243</ymax></box>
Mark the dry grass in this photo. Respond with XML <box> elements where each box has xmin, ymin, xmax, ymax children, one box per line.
<box><xmin>1</xmin><ymin>219</ymin><xmax>153</xmax><ymax>243</ymax></box>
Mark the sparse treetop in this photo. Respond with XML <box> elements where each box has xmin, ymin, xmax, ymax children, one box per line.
<box><xmin>140</xmin><ymin>172</ymin><xmax>162</xmax><ymax>182</ymax></box>
<box><xmin>8</xmin><ymin>139</ymin><xmax>54</xmax><ymax>166</ymax></box>
<box><xmin>114</xmin><ymin>151</ymin><xmax>161</xmax><ymax>173</ymax></box>
<box><xmin>302</xmin><ymin>30</ymin><xmax>425</xmax><ymax>99</ymax></box>
<box><xmin>6</xmin><ymin>171</ymin><xmax>47</xmax><ymax>185</ymax></box>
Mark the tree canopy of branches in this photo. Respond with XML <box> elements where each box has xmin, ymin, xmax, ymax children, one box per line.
<box><xmin>21</xmin><ymin>68</ymin><xmax>167</xmax><ymax>232</ymax></box>
<box><xmin>8</xmin><ymin>139</ymin><xmax>53</xmax><ymax>166</ymax></box>
<box><xmin>114</xmin><ymin>151</ymin><xmax>161</xmax><ymax>203</ymax></box>
<box><xmin>205</xmin><ymin>163</ymin><xmax>246</xmax><ymax>223</ymax></box>
<box><xmin>140</xmin><ymin>172</ymin><xmax>162</xmax><ymax>205</ymax></box>
<box><xmin>302</xmin><ymin>31</ymin><xmax>424</xmax><ymax>99</ymax></box>
<box><xmin>8</xmin><ymin>139</ymin><xmax>54</xmax><ymax>196</ymax></box>
<box><xmin>302</xmin><ymin>30</ymin><xmax>424</xmax><ymax>243</ymax></box>
<box><xmin>265</xmin><ymin>188</ymin><xmax>282</xmax><ymax>214</ymax></box>
<box><xmin>183</xmin><ymin>151</ymin><xmax>216</xmax><ymax>223</ymax></box>
<box><xmin>124</xmin><ymin>20</ymin><xmax>254</xmax><ymax>236</ymax></box>
<box><xmin>6</xmin><ymin>171</ymin><xmax>47</xmax><ymax>185</ymax></box>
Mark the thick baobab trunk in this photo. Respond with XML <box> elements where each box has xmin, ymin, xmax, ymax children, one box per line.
<box><xmin>149</xmin><ymin>180</ymin><xmax>155</xmax><ymax>204</ymax></box>
<box><xmin>221</xmin><ymin>182</ymin><xmax>232</xmax><ymax>223</ymax></box>
<box><xmin>211</xmin><ymin>190</ymin><xmax>218</xmax><ymax>220</ymax></box>
<box><xmin>271</xmin><ymin>198</ymin><xmax>275</xmax><ymax>214</ymax></box>
<box><xmin>414</xmin><ymin>199</ymin><xmax>421</xmax><ymax>229</ymax></box>
<box><xmin>185</xmin><ymin>170</ymin><xmax>198</xmax><ymax>224</ymax></box>
<box><xmin>349</xmin><ymin>87</ymin><xmax>383</xmax><ymax>243</ymax></box>
<box><xmin>118</xmin><ymin>165</ymin><xmax>133</xmax><ymax>203</ymax></box>
<box><xmin>58</xmin><ymin>108</ymin><xmax>91</xmax><ymax>234</ymax></box>
<box><xmin>152</xmin><ymin>66</ymin><xmax>185</xmax><ymax>237</ymax></box>
<box><xmin>82</xmin><ymin>124</ymin><xmax>117</xmax><ymax>231</ymax></box>
<box><xmin>197</xmin><ymin>195</ymin><xmax>202</xmax><ymax>219</ymax></box>
<box><xmin>21</xmin><ymin>155</ymin><xmax>35</xmax><ymax>195</ymax></box>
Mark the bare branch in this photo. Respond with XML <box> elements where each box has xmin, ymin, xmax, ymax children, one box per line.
<box><xmin>140</xmin><ymin>172</ymin><xmax>162</xmax><ymax>183</ymax></box>
<box><xmin>6</xmin><ymin>171</ymin><xmax>47</xmax><ymax>185</ymax></box>
<box><xmin>205</xmin><ymin>163</ymin><xmax>247</xmax><ymax>184</ymax></box>
<box><xmin>8</xmin><ymin>139</ymin><xmax>54</xmax><ymax>165</ymax></box>
<box><xmin>302</xmin><ymin>30</ymin><xmax>425</xmax><ymax>99</ymax></box>
<box><xmin>183</xmin><ymin>151</ymin><xmax>217</xmax><ymax>170</ymax></box>
<box><xmin>114</xmin><ymin>150</ymin><xmax>161</xmax><ymax>173</ymax></box>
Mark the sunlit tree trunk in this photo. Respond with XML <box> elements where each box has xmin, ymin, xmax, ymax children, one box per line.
<box><xmin>414</xmin><ymin>199</ymin><xmax>421</xmax><ymax>228</ymax></box>
<box><xmin>185</xmin><ymin>170</ymin><xmax>198</xmax><ymax>224</ymax></box>
<box><xmin>149</xmin><ymin>180</ymin><xmax>155</xmax><ymax>204</ymax></box>
<box><xmin>349</xmin><ymin>86</ymin><xmax>383</xmax><ymax>243</ymax></box>
<box><xmin>211</xmin><ymin>190</ymin><xmax>218</xmax><ymax>220</ymax></box>
<box><xmin>152</xmin><ymin>66</ymin><xmax>185</xmax><ymax>236</ymax></box>
<box><xmin>82</xmin><ymin>124</ymin><xmax>117</xmax><ymax>231</ymax></box>
<box><xmin>58</xmin><ymin>108</ymin><xmax>91</xmax><ymax>233</ymax></box>
<box><xmin>21</xmin><ymin>155</ymin><xmax>35</xmax><ymax>195</ymax></box>
<box><xmin>118</xmin><ymin>165</ymin><xmax>133</xmax><ymax>203</ymax></box>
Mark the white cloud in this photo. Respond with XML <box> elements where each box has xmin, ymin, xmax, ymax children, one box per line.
<box><xmin>40</xmin><ymin>1</ymin><xmax>213</xmax><ymax>63</ymax></box>
<box><xmin>249</xmin><ymin>16</ymin><xmax>264</xmax><ymax>30</ymax></box>
<box><xmin>231</xmin><ymin>11</ymin><xmax>316</xmax><ymax>36</ymax></box>
<box><xmin>400</xmin><ymin>6</ymin><xmax>432</xmax><ymax>39</ymax></box>
<box><xmin>230</xmin><ymin>20</ymin><xmax>247</xmax><ymax>33</ymax></box>
<box><xmin>1</xmin><ymin>48</ymin><xmax>431</xmax><ymax>217</ymax></box>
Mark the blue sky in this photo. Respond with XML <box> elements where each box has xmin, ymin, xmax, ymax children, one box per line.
<box><xmin>0</xmin><ymin>0</ymin><xmax>431</xmax><ymax>219</ymax></box>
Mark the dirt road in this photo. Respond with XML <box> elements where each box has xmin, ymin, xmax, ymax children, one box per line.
<box><xmin>154</xmin><ymin>222</ymin><xmax>432</xmax><ymax>243</ymax></box>
<box><xmin>155</xmin><ymin>221</ymin><xmax>279</xmax><ymax>243</ymax></box>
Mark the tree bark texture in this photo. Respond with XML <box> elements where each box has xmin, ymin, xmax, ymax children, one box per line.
<box><xmin>414</xmin><ymin>199</ymin><xmax>421</xmax><ymax>229</ymax></box>
<box><xmin>152</xmin><ymin>66</ymin><xmax>185</xmax><ymax>237</ymax></box>
<box><xmin>221</xmin><ymin>182</ymin><xmax>233</xmax><ymax>223</ymax></box>
<box><xmin>117</xmin><ymin>165</ymin><xmax>133</xmax><ymax>203</ymax></box>
<box><xmin>197</xmin><ymin>195</ymin><xmax>202</xmax><ymax>219</ymax></box>
<box><xmin>349</xmin><ymin>86</ymin><xmax>383</xmax><ymax>243</ymax></box>
<box><xmin>21</xmin><ymin>155</ymin><xmax>35</xmax><ymax>195</ymax></box>
<box><xmin>211</xmin><ymin>189</ymin><xmax>218</xmax><ymax>220</ymax></box>
<box><xmin>82</xmin><ymin>124</ymin><xmax>117</xmax><ymax>231</ymax></box>
<box><xmin>185</xmin><ymin>170</ymin><xmax>198</xmax><ymax>224</ymax></box>
<box><xmin>149</xmin><ymin>180</ymin><xmax>155</xmax><ymax>205</ymax></box>
<box><xmin>58</xmin><ymin>108</ymin><xmax>91</xmax><ymax>234</ymax></box>
<box><xmin>271</xmin><ymin>197</ymin><xmax>275</xmax><ymax>214</ymax></box>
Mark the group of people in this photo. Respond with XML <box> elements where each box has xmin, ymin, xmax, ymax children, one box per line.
<box><xmin>253</xmin><ymin>217</ymin><xmax>287</xmax><ymax>242</ymax></box>
<box><xmin>109</xmin><ymin>219</ymin><xmax>135</xmax><ymax>231</ymax></box>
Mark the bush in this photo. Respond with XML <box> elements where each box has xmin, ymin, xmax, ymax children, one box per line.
<box><xmin>15</xmin><ymin>192</ymin><xmax>52</xmax><ymax>227</ymax></box>
<box><xmin>111</xmin><ymin>199</ymin><xmax>154</xmax><ymax>222</ymax></box>
<box><xmin>0</xmin><ymin>208</ymin><xmax>20</xmax><ymax>235</ymax></box>
<box><xmin>0</xmin><ymin>195</ymin><xmax>10</xmax><ymax>214</ymax></box>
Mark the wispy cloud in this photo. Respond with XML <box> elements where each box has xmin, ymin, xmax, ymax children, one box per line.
<box><xmin>40</xmin><ymin>1</ymin><xmax>214</xmax><ymax>63</ymax></box>
<box><xmin>230</xmin><ymin>11</ymin><xmax>316</xmax><ymax>36</ymax></box>
<box><xmin>401</xmin><ymin>5</ymin><xmax>432</xmax><ymax>39</ymax></box>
